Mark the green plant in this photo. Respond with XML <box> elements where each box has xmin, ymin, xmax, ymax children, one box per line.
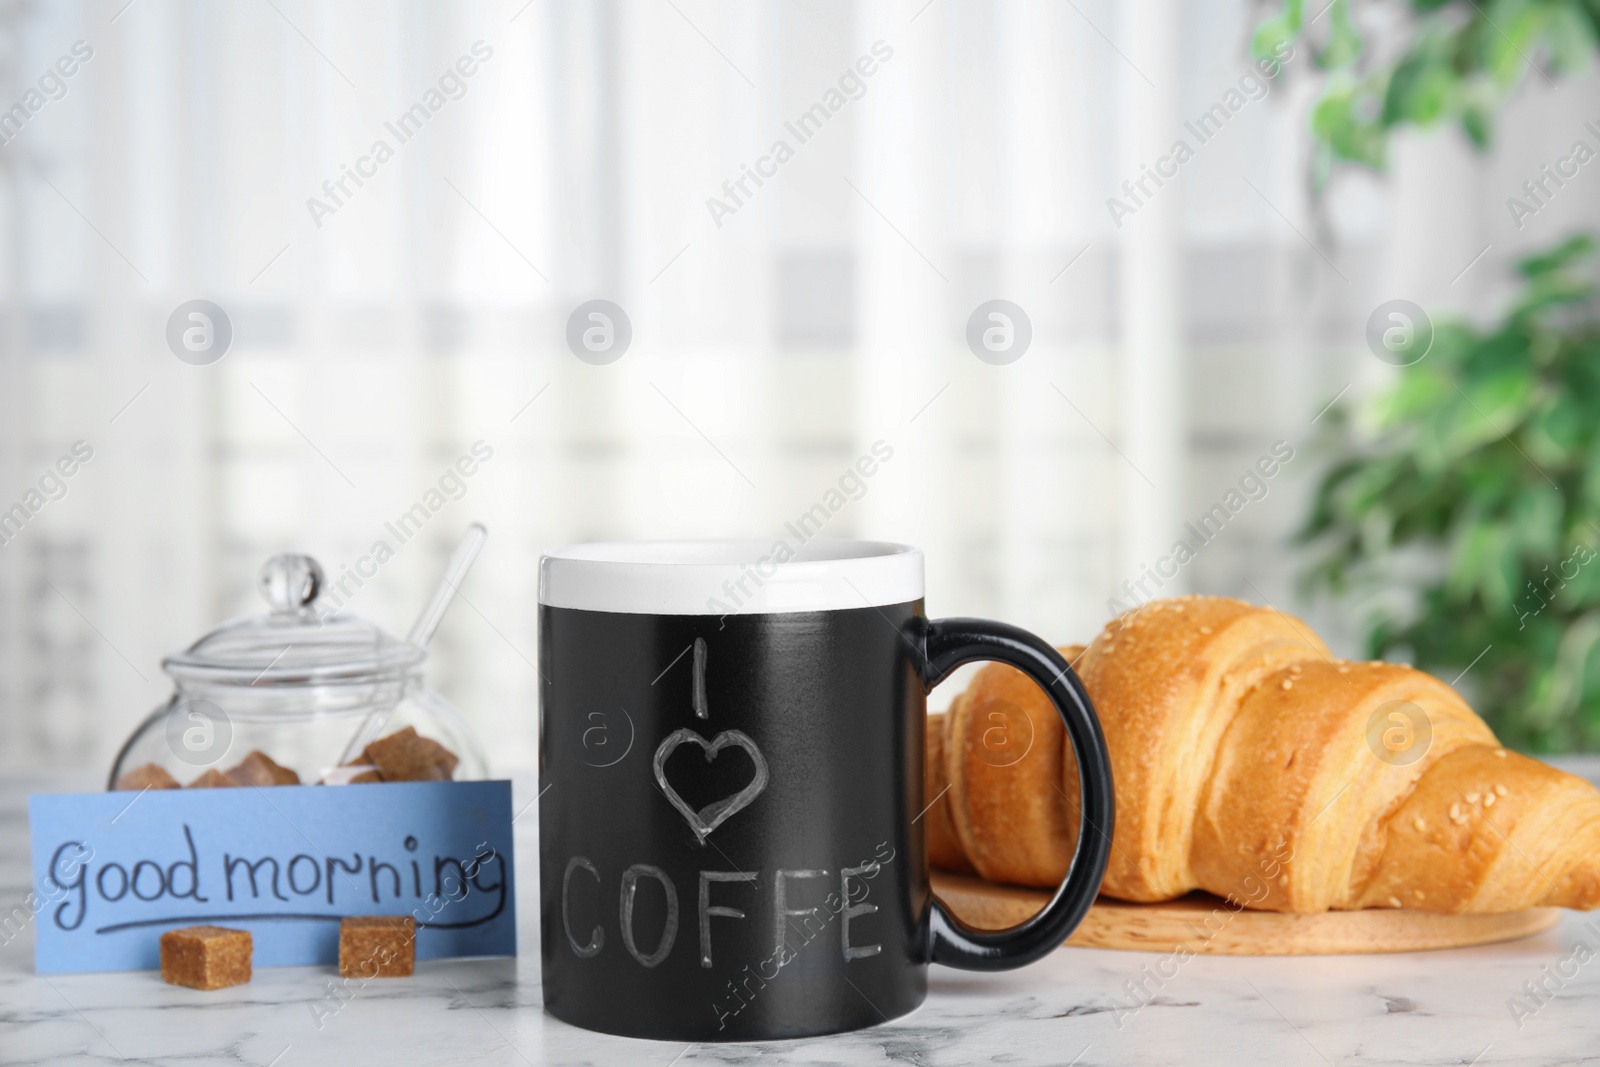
<box><xmin>1302</xmin><ymin>236</ymin><xmax>1600</xmax><ymax>750</ymax></box>
<box><xmin>1254</xmin><ymin>1</ymin><xmax>1600</xmax><ymax>748</ymax></box>
<box><xmin>1253</xmin><ymin>0</ymin><xmax>1596</xmax><ymax>185</ymax></box>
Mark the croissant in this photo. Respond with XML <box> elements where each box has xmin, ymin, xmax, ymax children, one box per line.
<box><xmin>929</xmin><ymin>595</ymin><xmax>1600</xmax><ymax>914</ymax></box>
<box><xmin>938</xmin><ymin>646</ymin><xmax>1085</xmax><ymax>885</ymax></box>
<box><xmin>924</xmin><ymin>710</ymin><xmax>973</xmax><ymax>875</ymax></box>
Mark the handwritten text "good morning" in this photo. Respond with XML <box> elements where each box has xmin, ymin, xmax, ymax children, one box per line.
<box><xmin>44</xmin><ymin>826</ymin><xmax>504</xmax><ymax>933</ymax></box>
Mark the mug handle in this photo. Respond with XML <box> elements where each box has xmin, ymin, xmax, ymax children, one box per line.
<box><xmin>920</xmin><ymin>617</ymin><xmax>1114</xmax><ymax>969</ymax></box>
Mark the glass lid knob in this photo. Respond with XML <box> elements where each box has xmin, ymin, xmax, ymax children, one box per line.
<box><xmin>258</xmin><ymin>553</ymin><xmax>324</xmax><ymax>615</ymax></box>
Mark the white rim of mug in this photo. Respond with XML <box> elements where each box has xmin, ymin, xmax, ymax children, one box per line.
<box><xmin>538</xmin><ymin>539</ymin><xmax>924</xmax><ymax>615</ymax></box>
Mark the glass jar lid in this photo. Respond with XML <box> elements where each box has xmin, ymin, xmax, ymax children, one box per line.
<box><xmin>161</xmin><ymin>553</ymin><xmax>425</xmax><ymax>686</ymax></box>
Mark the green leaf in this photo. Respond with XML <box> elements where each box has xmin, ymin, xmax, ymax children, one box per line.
<box><xmin>1461</xmin><ymin>103</ymin><xmax>1493</xmax><ymax>148</ymax></box>
<box><xmin>1318</xmin><ymin>0</ymin><xmax>1363</xmax><ymax>68</ymax></box>
<box><xmin>1490</xmin><ymin>526</ymin><xmax>1525</xmax><ymax>612</ymax></box>
<box><xmin>1517</xmin><ymin>233</ymin><xmax>1596</xmax><ymax>278</ymax></box>
<box><xmin>1484</xmin><ymin>7</ymin><xmax>1543</xmax><ymax>87</ymax></box>
<box><xmin>1376</xmin><ymin>363</ymin><xmax>1450</xmax><ymax>426</ymax></box>
<box><xmin>1526</xmin><ymin>392</ymin><xmax>1585</xmax><ymax>465</ymax></box>
<box><xmin>1462</xmin><ymin>368</ymin><xmax>1536</xmax><ymax>427</ymax></box>
<box><xmin>1546</xmin><ymin>3</ymin><xmax>1600</xmax><ymax>73</ymax></box>
<box><xmin>1446</xmin><ymin>512</ymin><xmax>1497</xmax><ymax>600</ymax></box>
<box><xmin>1252</xmin><ymin>0</ymin><xmax>1304</xmax><ymax>60</ymax></box>
<box><xmin>1311</xmin><ymin>82</ymin><xmax>1389</xmax><ymax>168</ymax></box>
<box><xmin>1427</xmin><ymin>371</ymin><xmax>1532</xmax><ymax>463</ymax></box>
<box><xmin>1582</xmin><ymin>437</ymin><xmax>1600</xmax><ymax>506</ymax></box>
<box><xmin>1383</xmin><ymin>53</ymin><xmax>1461</xmax><ymax>126</ymax></box>
<box><xmin>1512</xmin><ymin>483</ymin><xmax>1566</xmax><ymax>558</ymax></box>
<box><xmin>1561</xmin><ymin>540</ymin><xmax>1600</xmax><ymax>603</ymax></box>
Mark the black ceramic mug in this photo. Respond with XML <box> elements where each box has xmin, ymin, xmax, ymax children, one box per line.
<box><xmin>538</xmin><ymin>540</ymin><xmax>1113</xmax><ymax>1041</ymax></box>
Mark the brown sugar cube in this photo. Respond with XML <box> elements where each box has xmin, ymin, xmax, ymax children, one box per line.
<box><xmin>404</xmin><ymin>735</ymin><xmax>458</xmax><ymax>780</ymax></box>
<box><xmin>321</xmin><ymin>764</ymin><xmax>384</xmax><ymax>785</ymax></box>
<box><xmin>225</xmin><ymin>750</ymin><xmax>301</xmax><ymax>787</ymax></box>
<box><xmin>187</xmin><ymin>768</ymin><xmax>236</xmax><ymax>788</ymax></box>
<box><xmin>113</xmin><ymin>763</ymin><xmax>180</xmax><ymax>791</ymax></box>
<box><xmin>339</xmin><ymin>915</ymin><xmax>415</xmax><ymax>978</ymax></box>
<box><xmin>160</xmin><ymin>925</ymin><xmax>252</xmax><ymax>990</ymax></box>
<box><xmin>361</xmin><ymin>727</ymin><xmax>459</xmax><ymax>782</ymax></box>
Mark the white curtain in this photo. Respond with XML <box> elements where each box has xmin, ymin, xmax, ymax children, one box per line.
<box><xmin>1</xmin><ymin>0</ymin><xmax>1593</xmax><ymax>773</ymax></box>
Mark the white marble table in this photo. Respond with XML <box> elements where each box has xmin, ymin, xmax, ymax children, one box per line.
<box><xmin>4</xmin><ymin>769</ymin><xmax>1599</xmax><ymax>1067</ymax></box>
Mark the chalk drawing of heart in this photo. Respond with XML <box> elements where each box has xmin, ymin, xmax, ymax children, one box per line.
<box><xmin>652</xmin><ymin>727</ymin><xmax>769</xmax><ymax>845</ymax></box>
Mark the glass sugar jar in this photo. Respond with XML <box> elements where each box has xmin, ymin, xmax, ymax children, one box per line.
<box><xmin>108</xmin><ymin>552</ymin><xmax>487</xmax><ymax>790</ymax></box>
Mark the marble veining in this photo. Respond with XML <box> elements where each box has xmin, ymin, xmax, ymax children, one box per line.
<box><xmin>3</xmin><ymin>769</ymin><xmax>1600</xmax><ymax>1066</ymax></box>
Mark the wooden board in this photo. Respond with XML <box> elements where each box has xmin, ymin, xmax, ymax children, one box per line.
<box><xmin>932</xmin><ymin>870</ymin><xmax>1561</xmax><ymax>956</ymax></box>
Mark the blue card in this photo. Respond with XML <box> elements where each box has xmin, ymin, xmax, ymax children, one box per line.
<box><xmin>28</xmin><ymin>781</ymin><xmax>516</xmax><ymax>975</ymax></box>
